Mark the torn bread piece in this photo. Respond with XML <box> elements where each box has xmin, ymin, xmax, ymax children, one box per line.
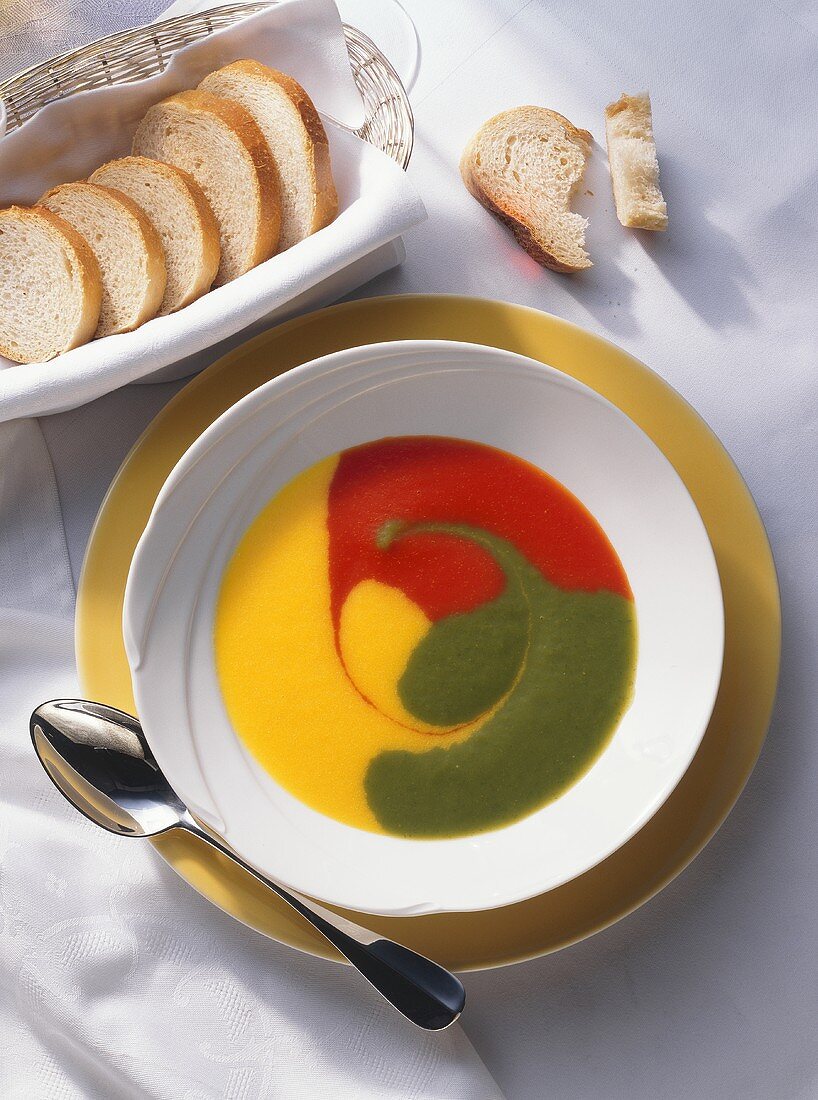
<box><xmin>460</xmin><ymin>106</ymin><xmax>593</xmax><ymax>272</ymax></box>
<box><xmin>605</xmin><ymin>93</ymin><xmax>668</xmax><ymax>230</ymax></box>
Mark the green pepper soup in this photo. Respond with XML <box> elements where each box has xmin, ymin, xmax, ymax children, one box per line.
<box><xmin>214</xmin><ymin>436</ymin><xmax>637</xmax><ymax>838</ymax></box>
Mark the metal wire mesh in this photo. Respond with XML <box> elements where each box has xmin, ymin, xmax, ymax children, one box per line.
<box><xmin>0</xmin><ymin>2</ymin><xmax>414</xmax><ymax>168</ymax></box>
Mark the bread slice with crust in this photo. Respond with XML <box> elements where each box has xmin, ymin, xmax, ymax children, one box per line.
<box><xmin>90</xmin><ymin>156</ymin><xmax>220</xmax><ymax>314</ymax></box>
<box><xmin>39</xmin><ymin>181</ymin><xmax>166</xmax><ymax>339</ymax></box>
<box><xmin>132</xmin><ymin>89</ymin><xmax>280</xmax><ymax>285</ymax></box>
<box><xmin>199</xmin><ymin>60</ymin><xmax>337</xmax><ymax>252</ymax></box>
<box><xmin>0</xmin><ymin>205</ymin><xmax>102</xmax><ymax>363</ymax></box>
<box><xmin>605</xmin><ymin>92</ymin><xmax>667</xmax><ymax>231</ymax></box>
<box><xmin>460</xmin><ymin>107</ymin><xmax>593</xmax><ymax>272</ymax></box>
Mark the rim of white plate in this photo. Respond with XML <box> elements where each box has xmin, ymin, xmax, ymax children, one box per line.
<box><xmin>123</xmin><ymin>340</ymin><xmax>724</xmax><ymax>915</ymax></box>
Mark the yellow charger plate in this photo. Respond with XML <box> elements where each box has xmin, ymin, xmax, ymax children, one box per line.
<box><xmin>76</xmin><ymin>295</ymin><xmax>780</xmax><ymax>971</ymax></box>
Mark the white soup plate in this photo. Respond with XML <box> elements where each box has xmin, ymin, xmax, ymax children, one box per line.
<box><xmin>123</xmin><ymin>340</ymin><xmax>724</xmax><ymax>916</ymax></box>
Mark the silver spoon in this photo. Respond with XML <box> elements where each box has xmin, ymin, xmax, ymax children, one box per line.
<box><xmin>30</xmin><ymin>699</ymin><xmax>465</xmax><ymax>1031</ymax></box>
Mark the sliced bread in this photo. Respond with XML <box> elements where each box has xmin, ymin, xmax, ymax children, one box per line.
<box><xmin>132</xmin><ymin>89</ymin><xmax>280</xmax><ymax>285</ymax></box>
<box><xmin>605</xmin><ymin>93</ymin><xmax>667</xmax><ymax>231</ymax></box>
<box><xmin>39</xmin><ymin>181</ymin><xmax>166</xmax><ymax>338</ymax></box>
<box><xmin>90</xmin><ymin>156</ymin><xmax>220</xmax><ymax>314</ymax></box>
<box><xmin>460</xmin><ymin>107</ymin><xmax>593</xmax><ymax>272</ymax></box>
<box><xmin>199</xmin><ymin>60</ymin><xmax>337</xmax><ymax>251</ymax></box>
<box><xmin>0</xmin><ymin>205</ymin><xmax>102</xmax><ymax>363</ymax></box>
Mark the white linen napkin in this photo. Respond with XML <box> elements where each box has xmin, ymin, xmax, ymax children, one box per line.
<box><xmin>0</xmin><ymin>415</ymin><xmax>504</xmax><ymax>1097</ymax></box>
<box><xmin>0</xmin><ymin>0</ymin><xmax>426</xmax><ymax>422</ymax></box>
<box><xmin>0</xmin><ymin>6</ymin><xmax>500</xmax><ymax>1092</ymax></box>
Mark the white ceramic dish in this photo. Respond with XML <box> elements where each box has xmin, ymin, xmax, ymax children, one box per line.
<box><xmin>0</xmin><ymin>0</ymin><xmax>424</xmax><ymax>420</ymax></box>
<box><xmin>123</xmin><ymin>340</ymin><xmax>724</xmax><ymax>916</ymax></box>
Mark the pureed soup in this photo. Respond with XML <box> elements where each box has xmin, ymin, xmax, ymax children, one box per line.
<box><xmin>214</xmin><ymin>436</ymin><xmax>637</xmax><ymax>838</ymax></box>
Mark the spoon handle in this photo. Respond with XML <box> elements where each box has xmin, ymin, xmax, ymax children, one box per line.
<box><xmin>182</xmin><ymin>819</ymin><xmax>465</xmax><ymax>1031</ymax></box>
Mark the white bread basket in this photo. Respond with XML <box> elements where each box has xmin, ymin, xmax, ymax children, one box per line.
<box><xmin>0</xmin><ymin>1</ymin><xmax>422</xmax><ymax>419</ymax></box>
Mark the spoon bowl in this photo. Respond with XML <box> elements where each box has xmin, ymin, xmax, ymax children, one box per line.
<box><xmin>31</xmin><ymin>699</ymin><xmax>185</xmax><ymax>836</ymax></box>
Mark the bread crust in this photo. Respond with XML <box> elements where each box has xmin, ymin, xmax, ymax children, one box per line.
<box><xmin>90</xmin><ymin>155</ymin><xmax>221</xmax><ymax>312</ymax></box>
<box><xmin>0</xmin><ymin>204</ymin><xmax>103</xmax><ymax>362</ymax></box>
<box><xmin>605</xmin><ymin>93</ymin><xmax>642</xmax><ymax>121</ymax></box>
<box><xmin>151</xmin><ymin>88</ymin><xmax>282</xmax><ymax>281</ymax></box>
<box><xmin>460</xmin><ymin>107</ymin><xmax>592</xmax><ymax>273</ymax></box>
<box><xmin>205</xmin><ymin>60</ymin><xmax>338</xmax><ymax>239</ymax></box>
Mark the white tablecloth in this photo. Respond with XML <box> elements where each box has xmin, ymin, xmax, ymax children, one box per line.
<box><xmin>1</xmin><ymin>1</ymin><xmax>816</xmax><ymax>1097</ymax></box>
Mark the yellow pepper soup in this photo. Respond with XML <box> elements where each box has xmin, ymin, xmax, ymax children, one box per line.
<box><xmin>214</xmin><ymin>436</ymin><xmax>636</xmax><ymax>838</ymax></box>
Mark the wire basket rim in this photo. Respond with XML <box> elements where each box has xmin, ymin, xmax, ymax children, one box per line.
<box><xmin>0</xmin><ymin>2</ymin><xmax>414</xmax><ymax>168</ymax></box>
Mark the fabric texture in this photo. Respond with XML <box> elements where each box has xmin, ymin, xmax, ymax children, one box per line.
<box><xmin>0</xmin><ymin>416</ymin><xmax>504</xmax><ymax>1097</ymax></box>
